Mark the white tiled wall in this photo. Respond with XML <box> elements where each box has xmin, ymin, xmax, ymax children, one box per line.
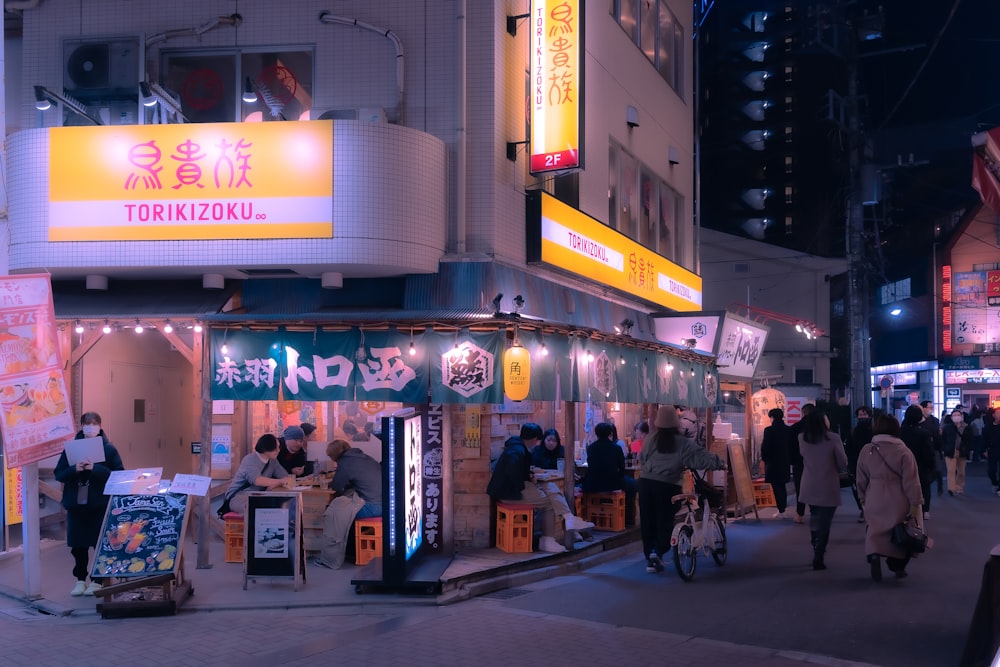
<box><xmin>10</xmin><ymin>0</ymin><xmax>695</xmax><ymax>280</ymax></box>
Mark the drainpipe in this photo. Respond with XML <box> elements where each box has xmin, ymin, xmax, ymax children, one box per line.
<box><xmin>318</xmin><ymin>12</ymin><xmax>406</xmax><ymax>125</ymax></box>
<box><xmin>145</xmin><ymin>14</ymin><xmax>243</xmax><ymax>47</ymax></box>
<box><xmin>455</xmin><ymin>0</ymin><xmax>467</xmax><ymax>254</ymax></box>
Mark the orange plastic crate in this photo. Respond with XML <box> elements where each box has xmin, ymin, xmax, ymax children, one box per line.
<box><xmin>355</xmin><ymin>517</ymin><xmax>383</xmax><ymax>565</ymax></box>
<box><xmin>583</xmin><ymin>491</ymin><xmax>626</xmax><ymax>532</ymax></box>
<box><xmin>496</xmin><ymin>502</ymin><xmax>534</xmax><ymax>553</ymax></box>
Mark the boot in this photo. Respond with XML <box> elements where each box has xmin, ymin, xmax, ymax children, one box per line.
<box><xmin>868</xmin><ymin>554</ymin><xmax>882</xmax><ymax>581</ymax></box>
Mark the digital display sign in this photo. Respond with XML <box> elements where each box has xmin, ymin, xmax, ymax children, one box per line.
<box><xmin>403</xmin><ymin>414</ymin><xmax>423</xmax><ymax>560</ymax></box>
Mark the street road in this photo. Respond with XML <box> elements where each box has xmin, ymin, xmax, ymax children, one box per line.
<box><xmin>1</xmin><ymin>464</ymin><xmax>997</xmax><ymax>667</ymax></box>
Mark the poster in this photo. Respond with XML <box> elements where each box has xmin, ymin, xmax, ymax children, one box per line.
<box><xmin>92</xmin><ymin>493</ymin><xmax>188</xmax><ymax>578</ymax></box>
<box><xmin>253</xmin><ymin>507</ymin><xmax>289</xmax><ymax>559</ymax></box>
<box><xmin>0</xmin><ymin>275</ymin><xmax>76</xmax><ymax>468</ymax></box>
<box><xmin>5</xmin><ymin>465</ymin><xmax>22</xmax><ymax>524</ymax></box>
<box><xmin>210</xmin><ymin>423</ymin><xmax>232</xmax><ymax>479</ymax></box>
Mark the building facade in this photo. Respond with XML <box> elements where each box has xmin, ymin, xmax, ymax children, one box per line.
<box><xmin>2</xmin><ymin>1</ymin><xmax>710</xmax><ymax>554</ymax></box>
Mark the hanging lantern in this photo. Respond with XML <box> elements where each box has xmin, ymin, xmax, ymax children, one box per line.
<box><xmin>503</xmin><ymin>344</ymin><xmax>531</xmax><ymax>401</ymax></box>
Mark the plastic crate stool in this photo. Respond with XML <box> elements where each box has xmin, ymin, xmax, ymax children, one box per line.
<box><xmin>223</xmin><ymin>512</ymin><xmax>245</xmax><ymax>563</ymax></box>
<box><xmin>355</xmin><ymin>517</ymin><xmax>383</xmax><ymax>565</ymax></box>
<box><xmin>496</xmin><ymin>502</ymin><xmax>534</xmax><ymax>553</ymax></box>
<box><xmin>752</xmin><ymin>480</ymin><xmax>776</xmax><ymax>508</ymax></box>
<box><xmin>582</xmin><ymin>491</ymin><xmax>626</xmax><ymax>532</ymax></box>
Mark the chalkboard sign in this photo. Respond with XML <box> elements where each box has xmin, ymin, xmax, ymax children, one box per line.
<box><xmin>727</xmin><ymin>441</ymin><xmax>759</xmax><ymax>519</ymax></box>
<box><xmin>91</xmin><ymin>493</ymin><xmax>189</xmax><ymax>578</ymax></box>
<box><xmin>244</xmin><ymin>491</ymin><xmax>302</xmax><ymax>588</ymax></box>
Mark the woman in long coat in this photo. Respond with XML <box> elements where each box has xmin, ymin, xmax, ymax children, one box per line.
<box><xmin>856</xmin><ymin>413</ymin><xmax>925</xmax><ymax>581</ymax></box>
<box><xmin>797</xmin><ymin>409</ymin><xmax>848</xmax><ymax>571</ymax></box>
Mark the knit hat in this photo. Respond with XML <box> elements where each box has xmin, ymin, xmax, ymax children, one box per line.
<box><xmin>654</xmin><ymin>405</ymin><xmax>680</xmax><ymax>429</ymax></box>
<box><xmin>300</xmin><ymin>423</ymin><xmax>316</xmax><ymax>437</ymax></box>
<box><xmin>283</xmin><ymin>425</ymin><xmax>306</xmax><ymax>441</ymax></box>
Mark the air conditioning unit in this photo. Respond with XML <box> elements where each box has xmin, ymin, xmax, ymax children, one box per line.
<box><xmin>63</xmin><ymin>38</ymin><xmax>140</xmax><ymax>99</ymax></box>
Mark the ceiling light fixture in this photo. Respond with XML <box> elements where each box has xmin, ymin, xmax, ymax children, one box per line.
<box><xmin>134</xmin><ymin>319</ymin><xmax>144</xmax><ymax>334</ymax></box>
<box><xmin>102</xmin><ymin>320</ymin><xmax>112</xmax><ymax>335</ymax></box>
<box><xmin>163</xmin><ymin>320</ymin><xmax>173</xmax><ymax>333</ymax></box>
<box><xmin>242</xmin><ymin>76</ymin><xmax>258</xmax><ymax>103</ymax></box>
<box><xmin>74</xmin><ymin>320</ymin><xmax>84</xmax><ymax>334</ymax></box>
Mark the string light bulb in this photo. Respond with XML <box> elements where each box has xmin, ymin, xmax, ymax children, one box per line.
<box><xmin>102</xmin><ymin>320</ymin><xmax>112</xmax><ymax>334</ymax></box>
<box><xmin>134</xmin><ymin>319</ymin><xmax>144</xmax><ymax>334</ymax></box>
<box><xmin>409</xmin><ymin>329</ymin><xmax>416</xmax><ymax>356</ymax></box>
<box><xmin>74</xmin><ymin>320</ymin><xmax>84</xmax><ymax>334</ymax></box>
<box><xmin>193</xmin><ymin>323</ymin><xmax>203</xmax><ymax>333</ymax></box>
<box><xmin>163</xmin><ymin>321</ymin><xmax>173</xmax><ymax>333</ymax></box>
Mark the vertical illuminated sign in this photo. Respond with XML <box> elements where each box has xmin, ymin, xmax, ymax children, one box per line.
<box><xmin>529</xmin><ymin>0</ymin><xmax>584</xmax><ymax>174</ymax></box>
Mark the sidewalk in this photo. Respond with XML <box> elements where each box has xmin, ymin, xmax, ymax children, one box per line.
<box><xmin>0</xmin><ymin>525</ymin><xmax>642</xmax><ymax>616</ymax></box>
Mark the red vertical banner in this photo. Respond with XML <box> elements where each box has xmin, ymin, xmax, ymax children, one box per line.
<box><xmin>0</xmin><ymin>275</ymin><xmax>76</xmax><ymax>468</ymax></box>
<box><xmin>987</xmin><ymin>270</ymin><xmax>1000</xmax><ymax>306</ymax></box>
<box><xmin>973</xmin><ymin>128</ymin><xmax>1000</xmax><ymax>213</ymax></box>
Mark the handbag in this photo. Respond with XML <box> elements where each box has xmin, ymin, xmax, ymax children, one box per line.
<box><xmin>838</xmin><ymin>468</ymin><xmax>855</xmax><ymax>488</ymax></box>
<box><xmin>891</xmin><ymin>519</ymin><xmax>928</xmax><ymax>554</ymax></box>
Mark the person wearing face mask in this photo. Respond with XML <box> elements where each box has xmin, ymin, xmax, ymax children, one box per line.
<box><xmin>942</xmin><ymin>408</ymin><xmax>974</xmax><ymax>495</ymax></box>
<box><xmin>53</xmin><ymin>412</ymin><xmax>125</xmax><ymax>597</ymax></box>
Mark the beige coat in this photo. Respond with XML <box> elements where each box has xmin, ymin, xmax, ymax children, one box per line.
<box><xmin>856</xmin><ymin>434</ymin><xmax>924</xmax><ymax>558</ymax></box>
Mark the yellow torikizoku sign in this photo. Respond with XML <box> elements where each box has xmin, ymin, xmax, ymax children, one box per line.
<box><xmin>529</xmin><ymin>0</ymin><xmax>583</xmax><ymax>174</ymax></box>
<box><xmin>48</xmin><ymin>120</ymin><xmax>333</xmax><ymax>241</ymax></box>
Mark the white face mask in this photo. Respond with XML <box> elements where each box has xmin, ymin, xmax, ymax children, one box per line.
<box><xmin>82</xmin><ymin>424</ymin><xmax>101</xmax><ymax>438</ymax></box>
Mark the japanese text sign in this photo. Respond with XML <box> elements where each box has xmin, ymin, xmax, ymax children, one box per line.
<box><xmin>527</xmin><ymin>191</ymin><xmax>702</xmax><ymax>311</ymax></box>
<box><xmin>0</xmin><ymin>275</ymin><xmax>76</xmax><ymax>468</ymax></box>
<box><xmin>716</xmin><ymin>312</ymin><xmax>769</xmax><ymax>379</ymax></box>
<box><xmin>48</xmin><ymin>120</ymin><xmax>333</xmax><ymax>241</ymax></box>
<box><xmin>529</xmin><ymin>0</ymin><xmax>583</xmax><ymax>174</ymax></box>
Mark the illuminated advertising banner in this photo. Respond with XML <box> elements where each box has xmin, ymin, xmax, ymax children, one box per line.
<box><xmin>48</xmin><ymin>120</ymin><xmax>333</xmax><ymax>241</ymax></box>
<box><xmin>529</xmin><ymin>0</ymin><xmax>583</xmax><ymax>174</ymax></box>
<box><xmin>945</xmin><ymin>369</ymin><xmax>1000</xmax><ymax>384</ymax></box>
<box><xmin>0</xmin><ymin>275</ymin><xmax>76</xmax><ymax>468</ymax></box>
<box><xmin>527</xmin><ymin>191</ymin><xmax>702</xmax><ymax>311</ymax></box>
<box><xmin>716</xmin><ymin>312</ymin><xmax>769</xmax><ymax>379</ymax></box>
<box><xmin>652</xmin><ymin>312</ymin><xmax>724</xmax><ymax>355</ymax></box>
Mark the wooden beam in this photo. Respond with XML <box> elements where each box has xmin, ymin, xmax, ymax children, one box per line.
<box><xmin>161</xmin><ymin>329</ymin><xmax>194</xmax><ymax>365</ymax></box>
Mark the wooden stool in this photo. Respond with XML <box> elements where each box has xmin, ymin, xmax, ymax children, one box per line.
<box><xmin>582</xmin><ymin>491</ymin><xmax>626</xmax><ymax>532</ymax></box>
<box><xmin>496</xmin><ymin>502</ymin><xmax>534</xmax><ymax>553</ymax></box>
<box><xmin>223</xmin><ymin>512</ymin><xmax>244</xmax><ymax>563</ymax></box>
<box><xmin>354</xmin><ymin>517</ymin><xmax>383</xmax><ymax>565</ymax></box>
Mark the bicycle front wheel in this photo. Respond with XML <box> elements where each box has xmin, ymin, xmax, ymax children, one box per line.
<box><xmin>711</xmin><ymin>515</ymin><xmax>728</xmax><ymax>566</ymax></box>
<box><xmin>673</xmin><ymin>524</ymin><xmax>697</xmax><ymax>581</ymax></box>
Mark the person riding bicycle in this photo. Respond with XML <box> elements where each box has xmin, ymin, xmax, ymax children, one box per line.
<box><xmin>638</xmin><ymin>406</ymin><xmax>726</xmax><ymax>574</ymax></box>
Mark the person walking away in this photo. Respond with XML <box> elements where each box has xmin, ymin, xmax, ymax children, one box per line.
<box><xmin>760</xmin><ymin>408</ymin><xmax>792</xmax><ymax>517</ymax></box>
<box><xmin>487</xmin><ymin>422</ymin><xmax>593</xmax><ymax>553</ymax></box>
<box><xmin>53</xmin><ymin>412</ymin><xmax>125</xmax><ymax>596</ymax></box>
<box><xmin>845</xmin><ymin>407</ymin><xmax>874</xmax><ymax>522</ymax></box>
<box><xmin>797</xmin><ymin>409</ymin><xmax>848</xmax><ymax>571</ymax></box>
<box><xmin>856</xmin><ymin>414</ymin><xmax>925</xmax><ymax>580</ymax></box>
<box><xmin>638</xmin><ymin>406</ymin><xmax>725</xmax><ymax>574</ymax></box>
<box><xmin>985</xmin><ymin>410</ymin><xmax>1000</xmax><ymax>495</ymax></box>
<box><xmin>942</xmin><ymin>407</ymin><xmax>974</xmax><ymax>495</ymax></box>
<box><xmin>918</xmin><ymin>400</ymin><xmax>944</xmax><ymax>495</ymax></box>
<box><xmin>790</xmin><ymin>403</ymin><xmax>815</xmax><ymax>523</ymax></box>
<box><xmin>900</xmin><ymin>405</ymin><xmax>937</xmax><ymax>519</ymax></box>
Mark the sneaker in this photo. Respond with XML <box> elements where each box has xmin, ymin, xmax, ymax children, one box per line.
<box><xmin>645</xmin><ymin>555</ymin><xmax>664</xmax><ymax>573</ymax></box>
<box><xmin>84</xmin><ymin>581</ymin><xmax>102</xmax><ymax>596</ymax></box>
<box><xmin>564</xmin><ymin>515</ymin><xmax>595</xmax><ymax>532</ymax></box>
<box><xmin>70</xmin><ymin>580</ymin><xmax>87</xmax><ymax>597</ymax></box>
<box><xmin>646</xmin><ymin>558</ymin><xmax>658</xmax><ymax>573</ymax></box>
<box><xmin>539</xmin><ymin>536</ymin><xmax>567</xmax><ymax>553</ymax></box>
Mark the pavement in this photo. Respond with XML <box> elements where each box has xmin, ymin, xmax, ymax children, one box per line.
<box><xmin>2</xmin><ymin>467</ymin><xmax>998</xmax><ymax>666</ymax></box>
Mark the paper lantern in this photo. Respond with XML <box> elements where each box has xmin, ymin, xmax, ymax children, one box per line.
<box><xmin>503</xmin><ymin>344</ymin><xmax>531</xmax><ymax>401</ymax></box>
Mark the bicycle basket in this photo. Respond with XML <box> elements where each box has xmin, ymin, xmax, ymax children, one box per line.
<box><xmin>693</xmin><ymin>475</ymin><xmax>723</xmax><ymax>509</ymax></box>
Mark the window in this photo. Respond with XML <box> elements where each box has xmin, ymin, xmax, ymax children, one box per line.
<box><xmin>611</xmin><ymin>0</ymin><xmax>684</xmax><ymax>95</ymax></box>
<box><xmin>607</xmin><ymin>140</ymin><xmax>682</xmax><ymax>260</ymax></box>
<box><xmin>784</xmin><ymin>156</ymin><xmax>793</xmax><ymax>174</ymax></box>
<box><xmin>832</xmin><ymin>298</ymin><xmax>845</xmax><ymax>318</ymax></box>
<box><xmin>784</xmin><ymin>95</ymin><xmax>793</xmax><ymax>113</ymax></box>
<box><xmin>794</xmin><ymin>368</ymin><xmax>814</xmax><ymax>385</ymax></box>
<box><xmin>784</xmin><ymin>36</ymin><xmax>793</xmax><ymax>52</ymax></box>
<box><xmin>784</xmin><ymin>215</ymin><xmax>793</xmax><ymax>233</ymax></box>
<box><xmin>784</xmin><ymin>126</ymin><xmax>793</xmax><ymax>143</ymax></box>
<box><xmin>163</xmin><ymin>48</ymin><xmax>314</xmax><ymax>123</ymax></box>
<box><xmin>784</xmin><ymin>185</ymin><xmax>793</xmax><ymax>204</ymax></box>
<box><xmin>784</xmin><ymin>65</ymin><xmax>794</xmax><ymax>83</ymax></box>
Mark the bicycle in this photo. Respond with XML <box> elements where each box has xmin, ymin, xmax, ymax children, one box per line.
<box><xmin>669</xmin><ymin>469</ymin><xmax>727</xmax><ymax>581</ymax></box>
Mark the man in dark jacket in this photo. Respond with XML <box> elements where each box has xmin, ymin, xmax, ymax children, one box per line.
<box><xmin>582</xmin><ymin>422</ymin><xmax>637</xmax><ymax>524</ymax></box>
<box><xmin>760</xmin><ymin>408</ymin><xmax>792</xmax><ymax>516</ymax></box>
<box><xmin>277</xmin><ymin>425</ymin><xmax>312</xmax><ymax>476</ymax></box>
<box><xmin>919</xmin><ymin>400</ymin><xmax>944</xmax><ymax>495</ymax></box>
<box><xmin>487</xmin><ymin>423</ymin><xmax>593</xmax><ymax>552</ymax></box>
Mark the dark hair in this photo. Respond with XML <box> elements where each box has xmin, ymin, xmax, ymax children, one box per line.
<box><xmin>902</xmin><ymin>405</ymin><xmax>923</xmax><ymax>427</ymax></box>
<box><xmin>856</xmin><ymin>406</ymin><xmax>871</xmax><ymax>418</ymax></box>
<box><xmin>520</xmin><ymin>422</ymin><xmax>543</xmax><ymax>441</ymax></box>
<box><xmin>254</xmin><ymin>433</ymin><xmax>279</xmax><ymax>453</ymax></box>
<box><xmin>800</xmin><ymin>410</ymin><xmax>829</xmax><ymax>444</ymax></box>
<box><xmin>594</xmin><ymin>422</ymin><xmax>614</xmax><ymax>439</ymax></box>
<box><xmin>768</xmin><ymin>408</ymin><xmax>784</xmax><ymax>421</ymax></box>
<box><xmin>301</xmin><ymin>423</ymin><xmax>316</xmax><ymax>436</ymax></box>
<box><xmin>801</xmin><ymin>403</ymin><xmax>815</xmax><ymax>417</ymax></box>
<box><xmin>634</xmin><ymin>421</ymin><xmax>649</xmax><ymax>435</ymax></box>
<box><xmin>81</xmin><ymin>411</ymin><xmax>102</xmax><ymax>425</ymax></box>
<box><xmin>542</xmin><ymin>428</ymin><xmax>562</xmax><ymax>447</ymax></box>
<box><xmin>919</xmin><ymin>400</ymin><xmax>933</xmax><ymax>409</ymax></box>
<box><xmin>873</xmin><ymin>414</ymin><xmax>901</xmax><ymax>437</ymax></box>
<box><xmin>648</xmin><ymin>427</ymin><xmax>679</xmax><ymax>454</ymax></box>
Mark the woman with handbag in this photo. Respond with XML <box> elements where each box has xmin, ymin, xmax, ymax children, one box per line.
<box><xmin>856</xmin><ymin>413</ymin><xmax>925</xmax><ymax>581</ymax></box>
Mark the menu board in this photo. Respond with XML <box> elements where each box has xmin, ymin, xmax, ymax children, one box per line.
<box><xmin>244</xmin><ymin>492</ymin><xmax>301</xmax><ymax>581</ymax></box>
<box><xmin>91</xmin><ymin>493</ymin><xmax>189</xmax><ymax>579</ymax></box>
<box><xmin>727</xmin><ymin>441</ymin><xmax>757</xmax><ymax>517</ymax></box>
